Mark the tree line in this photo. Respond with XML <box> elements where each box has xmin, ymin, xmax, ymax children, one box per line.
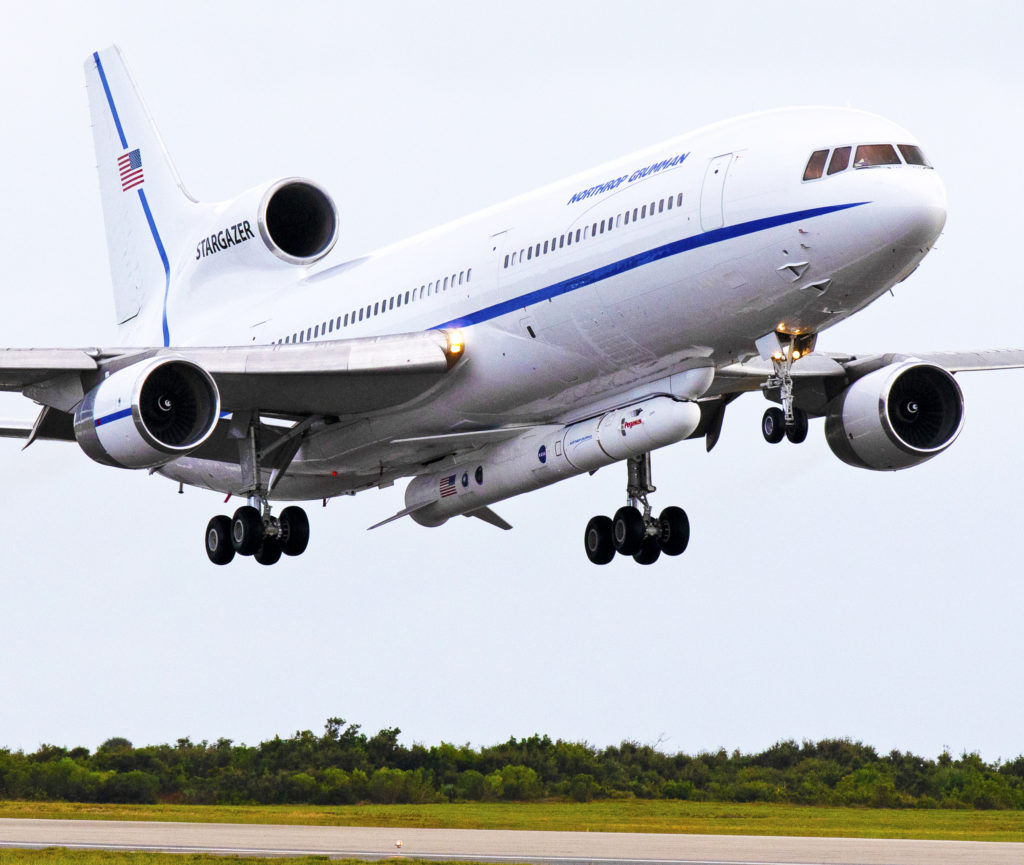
<box><xmin>1</xmin><ymin>718</ymin><xmax>1022</xmax><ymax>809</ymax></box>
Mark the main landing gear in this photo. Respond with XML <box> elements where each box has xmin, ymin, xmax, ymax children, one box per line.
<box><xmin>204</xmin><ymin>409</ymin><xmax>310</xmax><ymax>566</ymax></box>
<box><xmin>205</xmin><ymin>503</ymin><xmax>309</xmax><ymax>566</ymax></box>
<box><xmin>583</xmin><ymin>452</ymin><xmax>689</xmax><ymax>566</ymax></box>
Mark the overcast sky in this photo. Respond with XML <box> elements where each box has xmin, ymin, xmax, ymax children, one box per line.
<box><xmin>1</xmin><ymin>1</ymin><xmax>1023</xmax><ymax>765</ymax></box>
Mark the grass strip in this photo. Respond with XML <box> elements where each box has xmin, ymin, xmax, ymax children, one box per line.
<box><xmin>0</xmin><ymin>800</ymin><xmax>1023</xmax><ymax>843</ymax></box>
<box><xmin>0</xmin><ymin>852</ymin><xmax>476</xmax><ymax>865</ymax></box>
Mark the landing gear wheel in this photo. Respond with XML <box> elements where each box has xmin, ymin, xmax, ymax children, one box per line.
<box><xmin>279</xmin><ymin>506</ymin><xmax>310</xmax><ymax>556</ymax></box>
<box><xmin>762</xmin><ymin>407</ymin><xmax>785</xmax><ymax>444</ymax></box>
<box><xmin>658</xmin><ymin>506</ymin><xmax>690</xmax><ymax>556</ymax></box>
<box><xmin>613</xmin><ymin>506</ymin><xmax>645</xmax><ymax>556</ymax></box>
<box><xmin>231</xmin><ymin>505</ymin><xmax>263</xmax><ymax>556</ymax></box>
<box><xmin>254</xmin><ymin>537</ymin><xmax>282</xmax><ymax>566</ymax></box>
<box><xmin>785</xmin><ymin>408</ymin><xmax>808</xmax><ymax>444</ymax></box>
<box><xmin>584</xmin><ymin>516</ymin><xmax>615</xmax><ymax>565</ymax></box>
<box><xmin>633</xmin><ymin>537</ymin><xmax>661</xmax><ymax>565</ymax></box>
<box><xmin>205</xmin><ymin>515</ymin><xmax>235</xmax><ymax>565</ymax></box>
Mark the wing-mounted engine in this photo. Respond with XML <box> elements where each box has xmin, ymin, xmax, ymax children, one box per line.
<box><xmin>825</xmin><ymin>361</ymin><xmax>964</xmax><ymax>470</ymax></box>
<box><xmin>73</xmin><ymin>357</ymin><xmax>221</xmax><ymax>469</ymax></box>
<box><xmin>191</xmin><ymin>177</ymin><xmax>338</xmax><ymax>270</ymax></box>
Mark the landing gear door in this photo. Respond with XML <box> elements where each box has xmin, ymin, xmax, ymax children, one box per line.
<box><xmin>700</xmin><ymin>153</ymin><xmax>733</xmax><ymax>231</ymax></box>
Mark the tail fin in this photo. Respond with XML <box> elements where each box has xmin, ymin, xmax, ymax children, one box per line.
<box><xmin>85</xmin><ymin>46</ymin><xmax>197</xmax><ymax>344</ymax></box>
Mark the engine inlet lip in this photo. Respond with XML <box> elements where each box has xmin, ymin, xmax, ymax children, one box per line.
<box><xmin>257</xmin><ymin>177</ymin><xmax>339</xmax><ymax>266</ymax></box>
<box><xmin>878</xmin><ymin>362</ymin><xmax>964</xmax><ymax>454</ymax></box>
<box><xmin>130</xmin><ymin>357</ymin><xmax>221</xmax><ymax>454</ymax></box>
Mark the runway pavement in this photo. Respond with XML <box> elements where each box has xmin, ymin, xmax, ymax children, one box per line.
<box><xmin>2</xmin><ymin>818</ymin><xmax>1023</xmax><ymax>864</ymax></box>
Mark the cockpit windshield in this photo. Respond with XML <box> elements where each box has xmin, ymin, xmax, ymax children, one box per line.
<box><xmin>802</xmin><ymin>142</ymin><xmax>932</xmax><ymax>181</ymax></box>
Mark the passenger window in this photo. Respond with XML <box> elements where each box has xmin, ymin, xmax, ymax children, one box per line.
<box><xmin>828</xmin><ymin>146</ymin><xmax>851</xmax><ymax>175</ymax></box>
<box><xmin>575</xmin><ymin>229</ymin><xmax>581</xmax><ymax>242</ymax></box>
<box><xmin>803</xmin><ymin>149</ymin><xmax>829</xmax><ymax>180</ymax></box>
<box><xmin>527</xmin><ymin>247</ymin><xmax>532</xmax><ymax>260</ymax></box>
<box><xmin>344</xmin><ymin>313</ymin><xmax>349</xmax><ymax>326</ymax></box>
<box><xmin>359</xmin><ymin>309</ymin><xmax>363</xmax><ymax>321</ymax></box>
<box><xmin>633</xmin><ymin>207</ymin><xmax>638</xmax><ymax>221</ymax></box>
<box><xmin>467</xmin><ymin>268</ymin><xmax>472</xmax><ymax>281</ymax></box>
<box><xmin>373</xmin><ymin>302</ymin><xmax>378</xmax><ymax>315</ymax></box>
<box><xmin>591</xmin><ymin>222</ymin><xmax>597</xmax><ymax>235</ymax></box>
<box><xmin>650</xmin><ymin>201</ymin><xmax>655</xmax><ymax>214</ymax></box>
<box><xmin>535</xmin><ymin>243</ymin><xmax>541</xmax><ymax>257</ymax></box>
<box><xmin>559</xmin><ymin>235</ymin><xmax>564</xmax><ymax>248</ymax></box>
<box><xmin>328</xmin><ymin>320</ymin><xmax>334</xmax><ymax>333</ymax></box>
<box><xmin>389</xmin><ymin>297</ymin><xmax>394</xmax><ymax>310</ymax></box>
<box><xmin>543</xmin><ymin>240</ymin><xmax>549</xmax><ymax>254</ymax></box>
<box><xmin>676</xmin><ymin>193</ymin><xmax>683</xmax><ymax>206</ymax></box>
<box><xmin>504</xmin><ymin>254</ymin><xmax>509</xmax><ymax>268</ymax></box>
<box><xmin>313</xmin><ymin>325</ymin><xmax>319</xmax><ymax>338</ymax></box>
<box><xmin>624</xmin><ymin>210</ymin><xmax>630</xmax><ymax>225</ymax></box>
<box><xmin>641</xmin><ymin>204</ymin><xmax>647</xmax><ymax>218</ymax></box>
<box><xmin>306</xmin><ymin>328</ymin><xmax>312</xmax><ymax>340</ymax></box>
<box><xmin>658</xmin><ymin>199</ymin><xmax>664</xmax><ymax>213</ymax></box>
<box><xmin>566</xmin><ymin>232</ymin><xmax>572</xmax><ymax>246</ymax></box>
<box><xmin>551</xmin><ymin>236</ymin><xmax>557</xmax><ymax>249</ymax></box>
<box><xmin>854</xmin><ymin>144</ymin><xmax>900</xmax><ymax>168</ymax></box>
<box><xmin>898</xmin><ymin>144</ymin><xmax>931</xmax><ymax>166</ymax></box>
<box><xmin>616</xmin><ymin>214</ymin><xmax>622</xmax><ymax>226</ymax></box>
<box><xmin>666</xmin><ymin>197</ymin><xmax>673</xmax><ymax>210</ymax></box>
<box><xmin>599</xmin><ymin>220</ymin><xmax>605</xmax><ymax>234</ymax></box>
<box><xmin>336</xmin><ymin>316</ymin><xmax>342</xmax><ymax>328</ymax></box>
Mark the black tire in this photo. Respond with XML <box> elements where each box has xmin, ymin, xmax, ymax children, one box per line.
<box><xmin>658</xmin><ymin>506</ymin><xmax>690</xmax><ymax>556</ymax></box>
<box><xmin>231</xmin><ymin>505</ymin><xmax>263</xmax><ymax>556</ymax></box>
<box><xmin>612</xmin><ymin>506</ymin><xmax>645</xmax><ymax>556</ymax></box>
<box><xmin>279</xmin><ymin>506</ymin><xmax>310</xmax><ymax>556</ymax></box>
<box><xmin>633</xmin><ymin>537</ymin><xmax>661</xmax><ymax>565</ymax></box>
<box><xmin>254</xmin><ymin>537</ymin><xmax>282</xmax><ymax>566</ymax></box>
<box><xmin>762</xmin><ymin>407</ymin><xmax>785</xmax><ymax>444</ymax></box>
<box><xmin>785</xmin><ymin>408</ymin><xmax>809</xmax><ymax>444</ymax></box>
<box><xmin>205</xmin><ymin>515</ymin><xmax>235</xmax><ymax>565</ymax></box>
<box><xmin>584</xmin><ymin>515</ymin><xmax>615</xmax><ymax>565</ymax></box>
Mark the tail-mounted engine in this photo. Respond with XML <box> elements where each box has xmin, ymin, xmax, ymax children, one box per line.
<box><xmin>193</xmin><ymin>177</ymin><xmax>338</xmax><ymax>269</ymax></box>
<box><xmin>825</xmin><ymin>361</ymin><xmax>964</xmax><ymax>470</ymax></box>
<box><xmin>73</xmin><ymin>357</ymin><xmax>221</xmax><ymax>469</ymax></box>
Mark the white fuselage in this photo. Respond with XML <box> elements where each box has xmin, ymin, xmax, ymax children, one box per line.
<box><xmin>157</xmin><ymin>107</ymin><xmax>947</xmax><ymax>501</ymax></box>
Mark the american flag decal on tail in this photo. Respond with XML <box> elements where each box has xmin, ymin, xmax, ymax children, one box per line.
<box><xmin>439</xmin><ymin>474</ymin><xmax>457</xmax><ymax>498</ymax></box>
<box><xmin>118</xmin><ymin>148</ymin><xmax>144</xmax><ymax>191</ymax></box>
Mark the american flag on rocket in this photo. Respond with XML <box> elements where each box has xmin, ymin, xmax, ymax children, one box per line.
<box><xmin>439</xmin><ymin>474</ymin><xmax>457</xmax><ymax>498</ymax></box>
<box><xmin>118</xmin><ymin>149</ymin><xmax>144</xmax><ymax>191</ymax></box>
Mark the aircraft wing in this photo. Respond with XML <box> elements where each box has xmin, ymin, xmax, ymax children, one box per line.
<box><xmin>707</xmin><ymin>348</ymin><xmax>1024</xmax><ymax>398</ymax></box>
<box><xmin>0</xmin><ymin>330</ymin><xmax>464</xmax><ymax>421</ymax></box>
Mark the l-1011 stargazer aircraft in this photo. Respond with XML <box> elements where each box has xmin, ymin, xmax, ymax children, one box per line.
<box><xmin>3</xmin><ymin>45</ymin><xmax>1022</xmax><ymax>566</ymax></box>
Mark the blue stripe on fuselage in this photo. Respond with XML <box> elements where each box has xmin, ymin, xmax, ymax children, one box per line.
<box><xmin>432</xmin><ymin>202</ymin><xmax>868</xmax><ymax>331</ymax></box>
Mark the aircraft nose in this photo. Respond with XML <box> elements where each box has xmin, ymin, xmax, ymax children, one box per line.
<box><xmin>880</xmin><ymin>167</ymin><xmax>947</xmax><ymax>249</ymax></box>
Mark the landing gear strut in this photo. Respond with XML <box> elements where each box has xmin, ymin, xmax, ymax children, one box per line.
<box><xmin>204</xmin><ymin>412</ymin><xmax>311</xmax><ymax>566</ymax></box>
<box><xmin>583</xmin><ymin>452</ymin><xmax>689</xmax><ymax>566</ymax></box>
<box><xmin>761</xmin><ymin>331</ymin><xmax>813</xmax><ymax>445</ymax></box>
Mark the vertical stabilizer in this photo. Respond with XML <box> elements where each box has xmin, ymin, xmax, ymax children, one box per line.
<box><xmin>85</xmin><ymin>46</ymin><xmax>197</xmax><ymax>344</ymax></box>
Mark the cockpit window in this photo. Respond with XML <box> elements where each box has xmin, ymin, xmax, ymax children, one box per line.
<box><xmin>803</xmin><ymin>149</ymin><xmax>828</xmax><ymax>181</ymax></box>
<box><xmin>898</xmin><ymin>144</ymin><xmax>931</xmax><ymax>167</ymax></box>
<box><xmin>854</xmin><ymin>144</ymin><xmax>900</xmax><ymax>168</ymax></box>
<box><xmin>828</xmin><ymin>146</ymin><xmax>851</xmax><ymax>175</ymax></box>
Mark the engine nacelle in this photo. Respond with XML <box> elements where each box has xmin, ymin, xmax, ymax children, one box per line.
<box><xmin>193</xmin><ymin>177</ymin><xmax>338</xmax><ymax>269</ymax></box>
<box><xmin>73</xmin><ymin>357</ymin><xmax>221</xmax><ymax>469</ymax></box>
<box><xmin>825</xmin><ymin>361</ymin><xmax>964</xmax><ymax>471</ymax></box>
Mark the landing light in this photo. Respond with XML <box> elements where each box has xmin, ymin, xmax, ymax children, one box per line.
<box><xmin>792</xmin><ymin>350</ymin><xmax>801</xmax><ymax>360</ymax></box>
<box><xmin>447</xmin><ymin>329</ymin><xmax>465</xmax><ymax>355</ymax></box>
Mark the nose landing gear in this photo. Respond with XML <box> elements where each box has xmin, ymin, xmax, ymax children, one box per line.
<box><xmin>583</xmin><ymin>452</ymin><xmax>690</xmax><ymax>566</ymax></box>
<box><xmin>761</xmin><ymin>330</ymin><xmax>813</xmax><ymax>445</ymax></box>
